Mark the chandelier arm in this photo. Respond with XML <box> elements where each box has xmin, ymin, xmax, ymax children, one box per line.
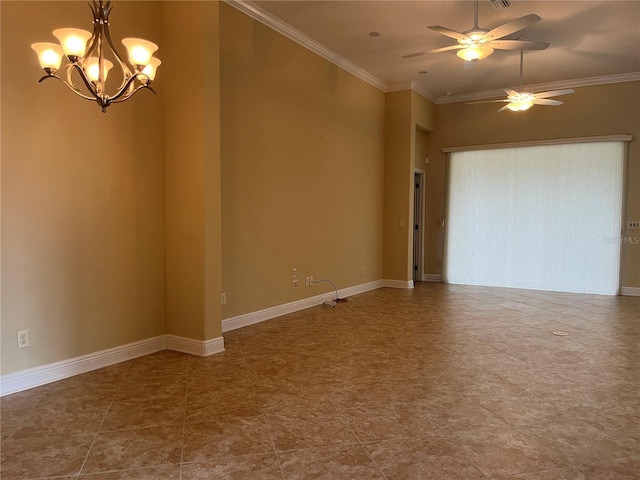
<box><xmin>84</xmin><ymin>2</ymin><xmax>102</xmax><ymax>60</ymax></box>
<box><xmin>110</xmin><ymin>84</ymin><xmax>157</xmax><ymax>104</ymax></box>
<box><xmin>69</xmin><ymin>62</ymin><xmax>105</xmax><ymax>101</ymax></box>
<box><xmin>108</xmin><ymin>74</ymin><xmax>153</xmax><ymax>103</ymax></box>
<box><xmin>100</xmin><ymin>9</ymin><xmax>135</xmax><ymax>90</ymax></box>
<box><xmin>64</xmin><ymin>63</ymin><xmax>84</xmax><ymax>93</ymax></box>
<box><xmin>37</xmin><ymin>74</ymin><xmax>101</xmax><ymax>102</ymax></box>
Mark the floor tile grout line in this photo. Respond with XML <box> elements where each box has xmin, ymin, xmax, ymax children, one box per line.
<box><xmin>179</xmin><ymin>357</ymin><xmax>194</xmax><ymax>480</ymax></box>
<box><xmin>76</xmin><ymin>398</ymin><xmax>114</xmax><ymax>477</ymax></box>
<box><xmin>264</xmin><ymin>415</ymin><xmax>289</xmax><ymax>480</ymax></box>
<box><xmin>350</xmin><ymin>429</ymin><xmax>391</xmax><ymax>480</ymax></box>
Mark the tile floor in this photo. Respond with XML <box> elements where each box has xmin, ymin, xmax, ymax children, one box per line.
<box><xmin>1</xmin><ymin>283</ymin><xmax>639</xmax><ymax>479</ymax></box>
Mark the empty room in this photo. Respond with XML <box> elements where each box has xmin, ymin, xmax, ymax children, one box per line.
<box><xmin>1</xmin><ymin>1</ymin><xmax>638</xmax><ymax>479</ymax></box>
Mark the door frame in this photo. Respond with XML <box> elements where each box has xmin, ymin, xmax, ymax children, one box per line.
<box><xmin>413</xmin><ymin>169</ymin><xmax>426</xmax><ymax>282</ymax></box>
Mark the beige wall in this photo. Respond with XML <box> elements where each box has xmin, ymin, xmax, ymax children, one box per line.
<box><xmin>424</xmin><ymin>81</ymin><xmax>640</xmax><ymax>288</ymax></box>
<box><xmin>384</xmin><ymin>89</ymin><xmax>436</xmax><ymax>282</ymax></box>
<box><xmin>220</xmin><ymin>3</ymin><xmax>385</xmax><ymax>318</ymax></box>
<box><xmin>383</xmin><ymin>90</ymin><xmax>412</xmax><ymax>281</ymax></box>
<box><xmin>1</xmin><ymin>1</ymin><xmax>166</xmax><ymax>374</ymax></box>
<box><xmin>162</xmin><ymin>1</ymin><xmax>222</xmax><ymax>341</ymax></box>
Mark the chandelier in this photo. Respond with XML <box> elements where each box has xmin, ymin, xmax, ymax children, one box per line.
<box><xmin>31</xmin><ymin>0</ymin><xmax>160</xmax><ymax>113</ymax></box>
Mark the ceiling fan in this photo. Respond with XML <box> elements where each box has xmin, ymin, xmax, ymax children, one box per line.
<box><xmin>467</xmin><ymin>50</ymin><xmax>575</xmax><ymax>111</ymax></box>
<box><xmin>403</xmin><ymin>0</ymin><xmax>549</xmax><ymax>62</ymax></box>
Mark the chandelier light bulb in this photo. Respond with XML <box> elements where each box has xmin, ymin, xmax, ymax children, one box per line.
<box><xmin>31</xmin><ymin>43</ymin><xmax>64</xmax><ymax>71</ymax></box>
<box><xmin>53</xmin><ymin>28</ymin><xmax>92</xmax><ymax>58</ymax></box>
<box><xmin>141</xmin><ymin>57</ymin><xmax>162</xmax><ymax>82</ymax></box>
<box><xmin>84</xmin><ymin>57</ymin><xmax>114</xmax><ymax>83</ymax></box>
<box><xmin>121</xmin><ymin>38</ymin><xmax>158</xmax><ymax>68</ymax></box>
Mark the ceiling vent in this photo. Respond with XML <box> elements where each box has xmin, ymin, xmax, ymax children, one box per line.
<box><xmin>489</xmin><ymin>0</ymin><xmax>512</xmax><ymax>9</ymax></box>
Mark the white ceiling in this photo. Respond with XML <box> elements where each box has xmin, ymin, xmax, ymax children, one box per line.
<box><xmin>242</xmin><ymin>0</ymin><xmax>640</xmax><ymax>103</ymax></box>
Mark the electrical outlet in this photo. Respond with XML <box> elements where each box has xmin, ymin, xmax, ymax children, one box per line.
<box><xmin>17</xmin><ymin>330</ymin><xmax>30</xmax><ymax>349</ymax></box>
<box><xmin>309</xmin><ymin>276</ymin><xmax>313</xmax><ymax>284</ymax></box>
<box><xmin>362</xmin><ymin>266</ymin><xmax>366</xmax><ymax>275</ymax></box>
<box><xmin>293</xmin><ymin>278</ymin><xmax>299</xmax><ymax>289</ymax></box>
<box><xmin>628</xmin><ymin>221</ymin><xmax>640</xmax><ymax>229</ymax></box>
<box><xmin>292</xmin><ymin>267</ymin><xmax>297</xmax><ymax>278</ymax></box>
<box><xmin>305</xmin><ymin>276</ymin><xmax>310</xmax><ymax>287</ymax></box>
<box><xmin>221</xmin><ymin>292</ymin><xmax>227</xmax><ymax>305</ymax></box>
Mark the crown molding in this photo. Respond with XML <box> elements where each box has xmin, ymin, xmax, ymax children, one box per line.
<box><xmin>411</xmin><ymin>81</ymin><xmax>437</xmax><ymax>103</ymax></box>
<box><xmin>222</xmin><ymin>1</ymin><xmax>639</xmax><ymax>102</ymax></box>
<box><xmin>435</xmin><ymin>72</ymin><xmax>640</xmax><ymax>104</ymax></box>
<box><xmin>224</xmin><ymin>0</ymin><xmax>387</xmax><ymax>92</ymax></box>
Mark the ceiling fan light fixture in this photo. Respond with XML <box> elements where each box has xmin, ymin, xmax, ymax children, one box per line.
<box><xmin>457</xmin><ymin>44</ymin><xmax>494</xmax><ymax>61</ymax></box>
<box><xmin>506</xmin><ymin>92</ymin><xmax>535</xmax><ymax>111</ymax></box>
<box><xmin>506</xmin><ymin>100</ymin><xmax>534</xmax><ymax>111</ymax></box>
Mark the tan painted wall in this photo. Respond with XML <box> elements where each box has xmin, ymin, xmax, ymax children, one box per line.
<box><xmin>411</xmin><ymin>90</ymin><xmax>435</xmax><ymax>132</ymax></box>
<box><xmin>162</xmin><ymin>1</ymin><xmax>222</xmax><ymax>340</ymax></box>
<box><xmin>384</xmin><ymin>89</ymin><xmax>436</xmax><ymax>282</ymax></box>
<box><xmin>220</xmin><ymin>3</ymin><xmax>385</xmax><ymax>317</ymax></box>
<box><xmin>1</xmin><ymin>1</ymin><xmax>166</xmax><ymax>374</ymax></box>
<box><xmin>424</xmin><ymin>81</ymin><xmax>640</xmax><ymax>288</ymax></box>
<box><xmin>383</xmin><ymin>90</ymin><xmax>412</xmax><ymax>281</ymax></box>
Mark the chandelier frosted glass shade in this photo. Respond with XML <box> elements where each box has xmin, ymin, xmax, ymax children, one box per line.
<box><xmin>53</xmin><ymin>29</ymin><xmax>92</xmax><ymax>58</ymax></box>
<box><xmin>142</xmin><ymin>58</ymin><xmax>162</xmax><ymax>82</ymax></box>
<box><xmin>31</xmin><ymin>43</ymin><xmax>64</xmax><ymax>71</ymax></box>
<box><xmin>31</xmin><ymin>1</ymin><xmax>160</xmax><ymax>113</ymax></box>
<box><xmin>84</xmin><ymin>57</ymin><xmax>114</xmax><ymax>83</ymax></box>
<box><xmin>121</xmin><ymin>38</ymin><xmax>158</xmax><ymax>68</ymax></box>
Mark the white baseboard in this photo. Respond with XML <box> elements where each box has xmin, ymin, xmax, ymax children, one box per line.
<box><xmin>383</xmin><ymin>279</ymin><xmax>414</xmax><ymax>289</ymax></box>
<box><xmin>166</xmin><ymin>335</ymin><xmax>225</xmax><ymax>356</ymax></box>
<box><xmin>222</xmin><ymin>280</ymin><xmax>384</xmax><ymax>333</ymax></box>
<box><xmin>422</xmin><ymin>274</ymin><xmax>442</xmax><ymax>282</ymax></box>
<box><xmin>620</xmin><ymin>286</ymin><xmax>640</xmax><ymax>296</ymax></box>
<box><xmin>0</xmin><ymin>333</ymin><xmax>227</xmax><ymax>397</ymax></box>
<box><xmin>0</xmin><ymin>335</ymin><xmax>166</xmax><ymax>397</ymax></box>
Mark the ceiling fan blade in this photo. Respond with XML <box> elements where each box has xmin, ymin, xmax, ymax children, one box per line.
<box><xmin>487</xmin><ymin>39</ymin><xmax>550</xmax><ymax>51</ymax></box>
<box><xmin>533</xmin><ymin>89</ymin><xmax>575</xmax><ymax>99</ymax></box>
<box><xmin>467</xmin><ymin>99</ymin><xmax>510</xmax><ymax>104</ymax></box>
<box><xmin>403</xmin><ymin>44</ymin><xmax>464</xmax><ymax>57</ymax></box>
<box><xmin>428</xmin><ymin>25</ymin><xmax>469</xmax><ymax>41</ymax></box>
<box><xmin>430</xmin><ymin>44</ymin><xmax>465</xmax><ymax>54</ymax></box>
<box><xmin>485</xmin><ymin>14</ymin><xmax>541</xmax><ymax>40</ymax></box>
<box><xmin>504</xmin><ymin>89</ymin><xmax>519</xmax><ymax>97</ymax></box>
<box><xmin>533</xmin><ymin>98</ymin><xmax>563</xmax><ymax>106</ymax></box>
<box><xmin>402</xmin><ymin>50</ymin><xmax>431</xmax><ymax>59</ymax></box>
<box><xmin>498</xmin><ymin>104</ymin><xmax>511</xmax><ymax>112</ymax></box>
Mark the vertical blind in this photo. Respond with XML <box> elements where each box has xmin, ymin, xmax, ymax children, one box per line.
<box><xmin>445</xmin><ymin>142</ymin><xmax>624</xmax><ymax>295</ymax></box>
